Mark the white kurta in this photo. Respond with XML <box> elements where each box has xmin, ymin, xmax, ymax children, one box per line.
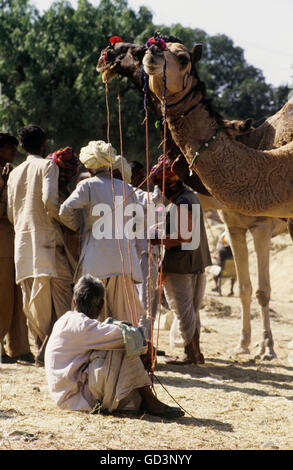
<box><xmin>59</xmin><ymin>173</ymin><xmax>144</xmax><ymax>283</ymax></box>
<box><xmin>45</xmin><ymin>311</ymin><xmax>150</xmax><ymax>411</ymax></box>
<box><xmin>7</xmin><ymin>154</ymin><xmax>64</xmax><ymax>283</ymax></box>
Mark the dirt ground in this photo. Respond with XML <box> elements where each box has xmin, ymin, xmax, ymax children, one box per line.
<box><xmin>1</xmin><ymin>220</ymin><xmax>293</xmax><ymax>451</ymax></box>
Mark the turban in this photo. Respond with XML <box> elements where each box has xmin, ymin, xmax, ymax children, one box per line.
<box><xmin>47</xmin><ymin>146</ymin><xmax>79</xmax><ymax>174</ymax></box>
<box><xmin>79</xmin><ymin>140</ymin><xmax>117</xmax><ymax>172</ymax></box>
<box><xmin>112</xmin><ymin>155</ymin><xmax>132</xmax><ymax>183</ymax></box>
<box><xmin>150</xmin><ymin>157</ymin><xmax>180</xmax><ymax>189</ymax></box>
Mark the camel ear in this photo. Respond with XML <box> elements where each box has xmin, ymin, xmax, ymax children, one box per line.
<box><xmin>243</xmin><ymin>118</ymin><xmax>253</xmax><ymax>132</ymax></box>
<box><xmin>191</xmin><ymin>44</ymin><xmax>203</xmax><ymax>64</ymax></box>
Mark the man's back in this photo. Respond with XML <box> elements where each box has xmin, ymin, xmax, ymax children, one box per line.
<box><xmin>7</xmin><ymin>154</ymin><xmax>62</xmax><ymax>282</ymax></box>
<box><xmin>59</xmin><ymin>173</ymin><xmax>143</xmax><ymax>282</ymax></box>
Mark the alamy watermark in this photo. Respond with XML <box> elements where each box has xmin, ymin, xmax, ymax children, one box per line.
<box><xmin>92</xmin><ymin>196</ymin><xmax>201</xmax><ymax>250</ymax></box>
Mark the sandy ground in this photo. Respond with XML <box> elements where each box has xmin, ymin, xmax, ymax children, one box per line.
<box><xmin>1</xmin><ymin>219</ymin><xmax>293</xmax><ymax>451</ymax></box>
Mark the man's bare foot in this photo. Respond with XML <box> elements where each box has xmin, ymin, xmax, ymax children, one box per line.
<box><xmin>138</xmin><ymin>386</ymin><xmax>184</xmax><ymax>419</ymax></box>
<box><xmin>192</xmin><ymin>330</ymin><xmax>205</xmax><ymax>364</ymax></box>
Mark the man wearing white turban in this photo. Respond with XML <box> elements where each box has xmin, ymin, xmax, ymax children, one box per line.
<box><xmin>59</xmin><ymin>141</ymin><xmax>151</xmax><ymax>339</ymax></box>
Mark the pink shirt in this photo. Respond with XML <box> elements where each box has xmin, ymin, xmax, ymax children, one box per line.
<box><xmin>45</xmin><ymin>311</ymin><xmax>125</xmax><ymax>411</ymax></box>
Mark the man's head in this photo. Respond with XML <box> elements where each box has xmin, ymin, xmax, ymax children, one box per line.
<box><xmin>0</xmin><ymin>133</ymin><xmax>18</xmax><ymax>165</ymax></box>
<box><xmin>17</xmin><ymin>124</ymin><xmax>46</xmax><ymax>156</ymax></box>
<box><xmin>47</xmin><ymin>147</ymin><xmax>79</xmax><ymax>188</ymax></box>
<box><xmin>150</xmin><ymin>157</ymin><xmax>183</xmax><ymax>199</ymax></box>
<box><xmin>130</xmin><ymin>161</ymin><xmax>146</xmax><ymax>188</ymax></box>
<box><xmin>73</xmin><ymin>275</ymin><xmax>105</xmax><ymax>319</ymax></box>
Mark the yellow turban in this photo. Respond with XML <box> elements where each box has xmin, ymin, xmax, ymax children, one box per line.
<box><xmin>79</xmin><ymin>140</ymin><xmax>117</xmax><ymax>172</ymax></box>
<box><xmin>112</xmin><ymin>155</ymin><xmax>132</xmax><ymax>183</ymax></box>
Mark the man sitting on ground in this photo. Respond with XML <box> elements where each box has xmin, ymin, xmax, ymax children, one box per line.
<box><xmin>44</xmin><ymin>274</ymin><xmax>184</xmax><ymax>419</ymax></box>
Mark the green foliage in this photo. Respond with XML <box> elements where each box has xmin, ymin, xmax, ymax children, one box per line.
<box><xmin>0</xmin><ymin>0</ymin><xmax>290</xmax><ymax>166</ymax></box>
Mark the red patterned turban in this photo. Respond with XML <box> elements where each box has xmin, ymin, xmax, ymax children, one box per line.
<box><xmin>47</xmin><ymin>147</ymin><xmax>79</xmax><ymax>174</ymax></box>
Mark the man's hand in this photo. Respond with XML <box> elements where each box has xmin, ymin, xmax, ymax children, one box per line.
<box><xmin>2</xmin><ymin>163</ymin><xmax>12</xmax><ymax>183</ymax></box>
<box><xmin>141</xmin><ymin>341</ymin><xmax>155</xmax><ymax>372</ymax></box>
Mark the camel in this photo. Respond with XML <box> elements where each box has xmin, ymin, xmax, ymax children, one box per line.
<box><xmin>142</xmin><ymin>40</ymin><xmax>293</xmax><ymax>218</ymax></box>
<box><xmin>96</xmin><ymin>39</ymin><xmax>288</xmax><ymax>359</ymax></box>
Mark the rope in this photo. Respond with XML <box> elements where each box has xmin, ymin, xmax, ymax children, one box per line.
<box><xmin>104</xmin><ymin>80</ymin><xmax>136</xmax><ymax>325</ymax></box>
<box><xmin>152</xmin><ymin>59</ymin><xmax>168</xmax><ymax>375</ymax></box>
<box><xmin>153</xmin><ymin>374</ymin><xmax>198</xmax><ymax>419</ymax></box>
<box><xmin>117</xmin><ymin>77</ymin><xmax>139</xmax><ymax>324</ymax></box>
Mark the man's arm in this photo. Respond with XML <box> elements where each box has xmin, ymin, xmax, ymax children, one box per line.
<box><xmin>42</xmin><ymin>161</ymin><xmax>60</xmax><ymax>221</ymax></box>
<box><xmin>59</xmin><ymin>182</ymin><xmax>88</xmax><ymax>231</ymax></box>
<box><xmin>151</xmin><ymin>203</ymin><xmax>193</xmax><ymax>249</ymax></box>
<box><xmin>132</xmin><ymin>184</ymin><xmax>162</xmax><ymax>208</ymax></box>
<box><xmin>6</xmin><ymin>175</ymin><xmax>14</xmax><ymax>224</ymax></box>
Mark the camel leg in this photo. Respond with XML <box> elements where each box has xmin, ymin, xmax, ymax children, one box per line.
<box><xmin>226</xmin><ymin>226</ymin><xmax>252</xmax><ymax>354</ymax></box>
<box><xmin>250</xmin><ymin>225</ymin><xmax>276</xmax><ymax>360</ymax></box>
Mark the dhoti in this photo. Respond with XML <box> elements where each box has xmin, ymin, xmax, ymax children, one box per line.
<box><xmin>136</xmin><ymin>251</ymin><xmax>159</xmax><ymax>338</ymax></box>
<box><xmin>87</xmin><ymin>350</ymin><xmax>151</xmax><ymax>412</ymax></box>
<box><xmin>100</xmin><ymin>275</ymin><xmax>151</xmax><ymax>340</ymax></box>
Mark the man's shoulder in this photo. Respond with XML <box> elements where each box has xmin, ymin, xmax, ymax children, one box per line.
<box><xmin>10</xmin><ymin>156</ymin><xmax>51</xmax><ymax>173</ymax></box>
<box><xmin>177</xmin><ymin>188</ymin><xmax>201</xmax><ymax>205</ymax></box>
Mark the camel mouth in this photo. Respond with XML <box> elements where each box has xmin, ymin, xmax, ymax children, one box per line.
<box><xmin>96</xmin><ymin>63</ymin><xmax>118</xmax><ymax>83</ymax></box>
<box><xmin>142</xmin><ymin>62</ymin><xmax>163</xmax><ymax>76</ymax></box>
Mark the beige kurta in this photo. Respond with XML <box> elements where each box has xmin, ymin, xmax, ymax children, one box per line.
<box><xmin>7</xmin><ymin>154</ymin><xmax>64</xmax><ymax>283</ymax></box>
<box><xmin>45</xmin><ymin>311</ymin><xmax>150</xmax><ymax>412</ymax></box>
<box><xmin>7</xmin><ymin>155</ymin><xmax>73</xmax><ymax>341</ymax></box>
<box><xmin>0</xmin><ymin>165</ymin><xmax>30</xmax><ymax>356</ymax></box>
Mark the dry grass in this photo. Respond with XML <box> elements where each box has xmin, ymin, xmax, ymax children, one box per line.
<box><xmin>1</xmin><ymin>229</ymin><xmax>293</xmax><ymax>450</ymax></box>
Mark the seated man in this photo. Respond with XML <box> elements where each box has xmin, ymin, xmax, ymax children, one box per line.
<box><xmin>44</xmin><ymin>274</ymin><xmax>184</xmax><ymax>419</ymax></box>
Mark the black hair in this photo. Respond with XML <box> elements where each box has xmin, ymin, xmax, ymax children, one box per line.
<box><xmin>0</xmin><ymin>132</ymin><xmax>18</xmax><ymax>148</ymax></box>
<box><xmin>129</xmin><ymin>160</ymin><xmax>144</xmax><ymax>171</ymax></box>
<box><xmin>17</xmin><ymin>124</ymin><xmax>46</xmax><ymax>154</ymax></box>
<box><xmin>73</xmin><ymin>274</ymin><xmax>105</xmax><ymax>316</ymax></box>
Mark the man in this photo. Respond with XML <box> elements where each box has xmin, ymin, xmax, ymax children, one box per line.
<box><xmin>0</xmin><ymin>132</ymin><xmax>33</xmax><ymax>363</ymax></box>
<box><xmin>7</xmin><ymin>125</ymin><xmax>73</xmax><ymax>364</ymax></box>
<box><xmin>47</xmin><ymin>146</ymin><xmax>80</xmax><ymax>267</ymax></box>
<box><xmin>150</xmin><ymin>158</ymin><xmax>211</xmax><ymax>365</ymax></box>
<box><xmin>45</xmin><ymin>274</ymin><xmax>184</xmax><ymax>419</ymax></box>
<box><xmin>59</xmin><ymin>141</ymin><xmax>150</xmax><ymax>338</ymax></box>
<box><xmin>212</xmin><ymin>231</ymin><xmax>236</xmax><ymax>296</ymax></box>
<box><xmin>129</xmin><ymin>160</ymin><xmax>146</xmax><ymax>189</ymax></box>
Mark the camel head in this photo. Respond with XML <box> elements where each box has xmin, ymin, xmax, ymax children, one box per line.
<box><xmin>142</xmin><ymin>38</ymin><xmax>203</xmax><ymax>101</ymax></box>
<box><xmin>96</xmin><ymin>38</ymin><xmax>146</xmax><ymax>86</ymax></box>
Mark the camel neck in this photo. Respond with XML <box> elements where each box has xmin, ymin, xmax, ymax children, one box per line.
<box><xmin>165</xmin><ymin>90</ymin><xmax>293</xmax><ymax>217</ymax></box>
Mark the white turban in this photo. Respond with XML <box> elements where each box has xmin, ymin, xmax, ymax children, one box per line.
<box><xmin>79</xmin><ymin>140</ymin><xmax>117</xmax><ymax>172</ymax></box>
<box><xmin>112</xmin><ymin>155</ymin><xmax>132</xmax><ymax>184</ymax></box>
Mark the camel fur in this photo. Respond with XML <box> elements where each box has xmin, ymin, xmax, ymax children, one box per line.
<box><xmin>142</xmin><ymin>41</ymin><xmax>293</xmax><ymax>218</ymax></box>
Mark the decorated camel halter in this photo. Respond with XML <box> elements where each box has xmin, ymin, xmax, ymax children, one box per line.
<box><xmin>98</xmin><ymin>35</ymin><xmax>198</xmax><ymax>418</ymax></box>
<box><xmin>103</xmin><ymin>35</ymin><xmax>167</xmax><ymax>377</ymax></box>
<box><xmin>103</xmin><ymin>36</ymin><xmax>140</xmax><ymax>326</ymax></box>
<box><xmin>144</xmin><ymin>36</ymin><xmax>169</xmax><ymax>375</ymax></box>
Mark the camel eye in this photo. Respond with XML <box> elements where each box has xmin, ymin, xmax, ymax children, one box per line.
<box><xmin>178</xmin><ymin>53</ymin><xmax>190</xmax><ymax>69</ymax></box>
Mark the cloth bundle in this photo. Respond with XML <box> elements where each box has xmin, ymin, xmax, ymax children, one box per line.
<box><xmin>112</xmin><ymin>155</ymin><xmax>132</xmax><ymax>183</ymax></box>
